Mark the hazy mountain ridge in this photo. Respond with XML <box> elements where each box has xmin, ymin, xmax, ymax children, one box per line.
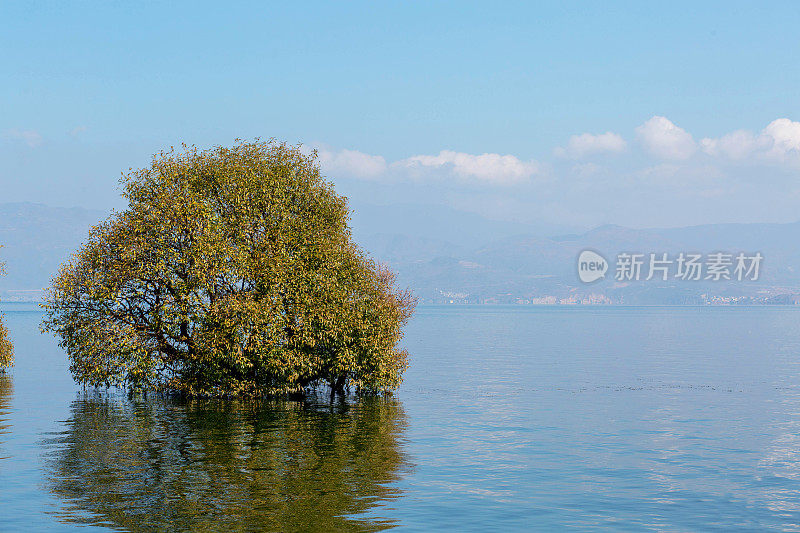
<box><xmin>0</xmin><ymin>203</ymin><xmax>108</xmax><ymax>300</ymax></box>
<box><xmin>364</xmin><ymin>220</ymin><xmax>800</xmax><ymax>305</ymax></box>
<box><xmin>1</xmin><ymin>202</ymin><xmax>798</xmax><ymax>304</ymax></box>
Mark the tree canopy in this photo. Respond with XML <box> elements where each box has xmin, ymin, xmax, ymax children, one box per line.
<box><xmin>0</xmin><ymin>249</ymin><xmax>13</xmax><ymax>370</ymax></box>
<box><xmin>42</xmin><ymin>140</ymin><xmax>414</xmax><ymax>397</ymax></box>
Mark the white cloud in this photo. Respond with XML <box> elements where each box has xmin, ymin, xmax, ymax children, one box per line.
<box><xmin>311</xmin><ymin>145</ymin><xmax>539</xmax><ymax>185</ymax></box>
<box><xmin>313</xmin><ymin>116</ymin><xmax>800</xmax><ymax>191</ymax></box>
<box><xmin>700</xmin><ymin>118</ymin><xmax>800</xmax><ymax>165</ymax></box>
<box><xmin>762</xmin><ymin>118</ymin><xmax>800</xmax><ymax>161</ymax></box>
<box><xmin>700</xmin><ymin>129</ymin><xmax>761</xmax><ymax>160</ymax></box>
<box><xmin>317</xmin><ymin>148</ymin><xmax>387</xmax><ymax>179</ymax></box>
<box><xmin>636</xmin><ymin>116</ymin><xmax>696</xmax><ymax>160</ymax></box>
<box><xmin>401</xmin><ymin>150</ymin><xmax>538</xmax><ymax>184</ymax></box>
<box><xmin>4</xmin><ymin>128</ymin><xmax>42</xmax><ymax>148</ymax></box>
<box><xmin>554</xmin><ymin>131</ymin><xmax>626</xmax><ymax>159</ymax></box>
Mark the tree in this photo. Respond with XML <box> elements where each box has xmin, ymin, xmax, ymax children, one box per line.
<box><xmin>42</xmin><ymin>140</ymin><xmax>414</xmax><ymax>397</ymax></box>
<box><xmin>0</xmin><ymin>248</ymin><xmax>12</xmax><ymax>370</ymax></box>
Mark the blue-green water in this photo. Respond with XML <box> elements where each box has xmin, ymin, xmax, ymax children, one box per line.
<box><xmin>3</xmin><ymin>304</ymin><xmax>800</xmax><ymax>530</ymax></box>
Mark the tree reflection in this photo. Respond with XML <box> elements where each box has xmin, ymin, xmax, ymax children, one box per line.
<box><xmin>46</xmin><ymin>393</ymin><xmax>410</xmax><ymax>532</ymax></box>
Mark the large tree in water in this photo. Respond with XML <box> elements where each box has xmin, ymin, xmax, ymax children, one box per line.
<box><xmin>42</xmin><ymin>140</ymin><xmax>414</xmax><ymax>397</ymax></box>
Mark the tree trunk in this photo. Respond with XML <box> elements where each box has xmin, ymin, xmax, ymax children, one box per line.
<box><xmin>329</xmin><ymin>375</ymin><xmax>346</xmax><ymax>402</ymax></box>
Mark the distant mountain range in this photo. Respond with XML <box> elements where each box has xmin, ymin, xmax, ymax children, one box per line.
<box><xmin>366</xmin><ymin>221</ymin><xmax>800</xmax><ymax>305</ymax></box>
<box><xmin>0</xmin><ymin>203</ymin><xmax>106</xmax><ymax>301</ymax></box>
<box><xmin>1</xmin><ymin>202</ymin><xmax>798</xmax><ymax>305</ymax></box>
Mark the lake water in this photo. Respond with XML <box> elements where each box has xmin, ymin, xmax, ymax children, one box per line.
<box><xmin>3</xmin><ymin>304</ymin><xmax>800</xmax><ymax>531</ymax></box>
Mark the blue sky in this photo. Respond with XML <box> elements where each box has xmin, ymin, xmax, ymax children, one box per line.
<box><xmin>2</xmin><ymin>1</ymin><xmax>800</xmax><ymax>230</ymax></box>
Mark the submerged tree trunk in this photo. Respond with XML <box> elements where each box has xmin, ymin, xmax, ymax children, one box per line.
<box><xmin>329</xmin><ymin>375</ymin><xmax>346</xmax><ymax>402</ymax></box>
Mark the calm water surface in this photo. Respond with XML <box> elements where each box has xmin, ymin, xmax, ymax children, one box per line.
<box><xmin>3</xmin><ymin>304</ymin><xmax>800</xmax><ymax>530</ymax></box>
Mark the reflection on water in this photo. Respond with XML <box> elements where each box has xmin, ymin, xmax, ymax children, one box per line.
<box><xmin>45</xmin><ymin>393</ymin><xmax>409</xmax><ymax>532</ymax></box>
<box><xmin>0</xmin><ymin>374</ymin><xmax>11</xmax><ymax>461</ymax></box>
